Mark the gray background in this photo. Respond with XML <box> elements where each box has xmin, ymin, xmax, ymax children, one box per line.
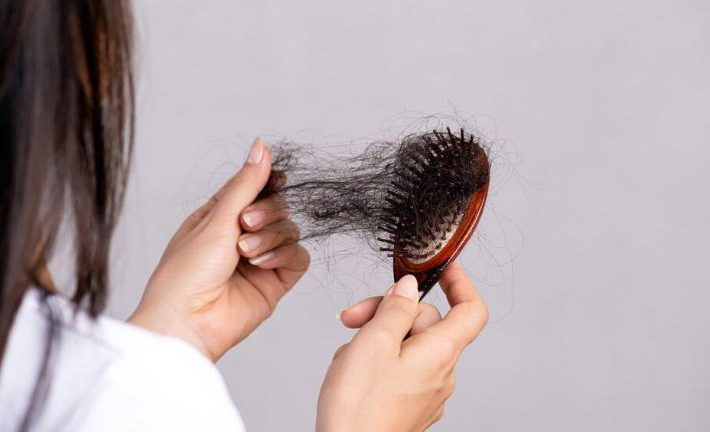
<box><xmin>106</xmin><ymin>0</ymin><xmax>710</xmax><ymax>430</ymax></box>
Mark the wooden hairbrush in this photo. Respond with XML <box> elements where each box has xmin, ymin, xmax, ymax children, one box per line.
<box><xmin>377</xmin><ymin>128</ymin><xmax>490</xmax><ymax>300</ymax></box>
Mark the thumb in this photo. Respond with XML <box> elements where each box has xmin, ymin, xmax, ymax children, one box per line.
<box><xmin>212</xmin><ymin>138</ymin><xmax>271</xmax><ymax>222</ymax></box>
<box><xmin>356</xmin><ymin>275</ymin><xmax>419</xmax><ymax>347</ymax></box>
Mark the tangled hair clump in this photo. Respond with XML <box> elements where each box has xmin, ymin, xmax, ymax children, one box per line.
<box><xmin>264</xmin><ymin>128</ymin><xmax>490</xmax><ymax>257</ymax></box>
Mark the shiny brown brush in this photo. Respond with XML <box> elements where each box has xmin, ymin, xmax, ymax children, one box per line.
<box><xmin>394</xmin><ymin>182</ymin><xmax>488</xmax><ymax>299</ymax></box>
<box><xmin>377</xmin><ymin>128</ymin><xmax>490</xmax><ymax>300</ymax></box>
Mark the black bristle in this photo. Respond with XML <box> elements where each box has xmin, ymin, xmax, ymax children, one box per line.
<box><xmin>376</xmin><ymin>128</ymin><xmax>489</xmax><ymax>261</ymax></box>
<box><xmin>377</xmin><ymin>237</ymin><xmax>396</xmax><ymax>245</ymax></box>
<box><xmin>386</xmin><ymin>189</ymin><xmax>407</xmax><ymax>201</ymax></box>
<box><xmin>378</xmin><ymin>225</ymin><xmax>398</xmax><ymax>235</ymax></box>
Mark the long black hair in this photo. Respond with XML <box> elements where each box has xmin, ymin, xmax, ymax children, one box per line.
<box><xmin>0</xmin><ymin>0</ymin><xmax>134</xmax><ymax>424</ymax></box>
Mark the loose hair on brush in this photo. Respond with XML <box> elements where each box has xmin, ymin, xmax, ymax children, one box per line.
<box><xmin>262</xmin><ymin>127</ymin><xmax>491</xmax><ymax>297</ymax></box>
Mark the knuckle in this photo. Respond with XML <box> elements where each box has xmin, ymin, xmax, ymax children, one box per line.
<box><xmin>273</xmin><ymin>194</ymin><xmax>289</xmax><ymax>212</ymax></box>
<box><xmin>433</xmin><ymin>406</ymin><xmax>445</xmax><ymax>424</ymax></box>
<box><xmin>382</xmin><ymin>304</ymin><xmax>416</xmax><ymax>327</ymax></box>
<box><xmin>461</xmin><ymin>301</ymin><xmax>489</xmax><ymax>334</ymax></box>
<box><xmin>260</xmin><ymin>194</ymin><xmax>288</xmax><ymax>216</ymax></box>
<box><xmin>432</xmin><ymin>336</ymin><xmax>458</xmax><ymax>366</ymax></box>
<box><xmin>444</xmin><ymin>376</ymin><xmax>456</xmax><ymax>397</ymax></box>
<box><xmin>288</xmin><ymin>220</ymin><xmax>301</xmax><ymax>241</ymax></box>
<box><xmin>419</xmin><ymin>302</ymin><xmax>436</xmax><ymax>314</ymax></box>
<box><xmin>256</xmin><ymin>300</ymin><xmax>276</xmax><ymax>321</ymax></box>
<box><xmin>333</xmin><ymin>343</ymin><xmax>349</xmax><ymax>360</ymax></box>
<box><xmin>382</xmin><ymin>297</ymin><xmax>416</xmax><ymax>317</ymax></box>
<box><xmin>479</xmin><ymin>300</ymin><xmax>490</xmax><ymax>327</ymax></box>
<box><xmin>273</xmin><ymin>220</ymin><xmax>300</xmax><ymax>243</ymax></box>
<box><xmin>366</xmin><ymin>327</ymin><xmax>396</xmax><ymax>347</ymax></box>
<box><xmin>226</xmin><ymin>171</ymin><xmax>245</xmax><ymax>190</ymax></box>
<box><xmin>458</xmin><ymin>301</ymin><xmax>477</xmax><ymax>317</ymax></box>
<box><xmin>421</xmin><ymin>303</ymin><xmax>441</xmax><ymax>320</ymax></box>
<box><xmin>298</xmin><ymin>245</ymin><xmax>311</xmax><ymax>267</ymax></box>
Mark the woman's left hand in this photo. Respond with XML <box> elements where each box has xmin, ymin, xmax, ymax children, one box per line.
<box><xmin>129</xmin><ymin>138</ymin><xmax>310</xmax><ymax>362</ymax></box>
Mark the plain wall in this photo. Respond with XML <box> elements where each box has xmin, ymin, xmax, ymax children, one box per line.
<box><xmin>106</xmin><ymin>1</ymin><xmax>710</xmax><ymax>430</ymax></box>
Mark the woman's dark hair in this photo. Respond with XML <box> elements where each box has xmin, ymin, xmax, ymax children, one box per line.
<box><xmin>0</xmin><ymin>0</ymin><xmax>134</xmax><ymax>420</ymax></box>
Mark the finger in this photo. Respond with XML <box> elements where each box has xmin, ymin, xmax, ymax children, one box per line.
<box><xmin>354</xmin><ymin>275</ymin><xmax>419</xmax><ymax>349</ymax></box>
<box><xmin>340</xmin><ymin>298</ymin><xmax>441</xmax><ymax>334</ymax></box>
<box><xmin>332</xmin><ymin>342</ymin><xmax>350</xmax><ymax>360</ymax></box>
<box><xmin>240</xmin><ymin>194</ymin><xmax>289</xmax><ymax>232</ymax></box>
<box><xmin>410</xmin><ymin>303</ymin><xmax>443</xmax><ymax>336</ymax></box>
<box><xmin>247</xmin><ymin>242</ymin><xmax>310</xmax><ymax>288</ymax></box>
<box><xmin>442</xmin><ymin>373</ymin><xmax>456</xmax><ymax>399</ymax></box>
<box><xmin>229</xmin><ymin>269</ymin><xmax>287</xmax><ymax>321</ymax></box>
<box><xmin>428</xmin><ymin>261</ymin><xmax>488</xmax><ymax>351</ymax></box>
<box><xmin>210</xmin><ymin>138</ymin><xmax>272</xmax><ymax>224</ymax></box>
<box><xmin>340</xmin><ymin>297</ymin><xmax>383</xmax><ymax>329</ymax></box>
<box><xmin>233</xmin><ymin>244</ymin><xmax>309</xmax><ymax>316</ymax></box>
<box><xmin>237</xmin><ymin>219</ymin><xmax>300</xmax><ymax>258</ymax></box>
<box><xmin>427</xmin><ymin>405</ymin><xmax>446</xmax><ymax>429</ymax></box>
<box><xmin>439</xmin><ymin>260</ymin><xmax>484</xmax><ymax>306</ymax></box>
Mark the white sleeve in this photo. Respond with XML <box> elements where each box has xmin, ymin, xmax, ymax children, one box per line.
<box><xmin>63</xmin><ymin>339</ymin><xmax>245</xmax><ymax>432</ymax></box>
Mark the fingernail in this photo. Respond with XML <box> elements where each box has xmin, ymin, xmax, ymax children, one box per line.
<box><xmin>336</xmin><ymin>310</ymin><xmax>343</xmax><ymax>321</ymax></box>
<box><xmin>242</xmin><ymin>210</ymin><xmax>264</xmax><ymax>228</ymax></box>
<box><xmin>239</xmin><ymin>235</ymin><xmax>263</xmax><ymax>253</ymax></box>
<box><xmin>249</xmin><ymin>250</ymin><xmax>275</xmax><ymax>266</ymax></box>
<box><xmin>247</xmin><ymin>138</ymin><xmax>264</xmax><ymax>165</ymax></box>
<box><xmin>391</xmin><ymin>275</ymin><xmax>419</xmax><ymax>300</ymax></box>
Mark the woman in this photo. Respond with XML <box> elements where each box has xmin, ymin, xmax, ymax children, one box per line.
<box><xmin>0</xmin><ymin>1</ymin><xmax>488</xmax><ymax>431</ymax></box>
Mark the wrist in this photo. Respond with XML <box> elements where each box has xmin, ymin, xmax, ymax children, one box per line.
<box><xmin>128</xmin><ymin>303</ymin><xmax>214</xmax><ymax>362</ymax></box>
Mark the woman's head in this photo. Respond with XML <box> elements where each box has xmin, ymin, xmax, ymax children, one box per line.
<box><xmin>0</xmin><ymin>0</ymin><xmax>134</xmax><ymax>362</ymax></box>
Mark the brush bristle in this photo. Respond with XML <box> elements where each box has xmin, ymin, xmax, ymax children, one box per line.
<box><xmin>377</xmin><ymin>127</ymin><xmax>489</xmax><ymax>263</ymax></box>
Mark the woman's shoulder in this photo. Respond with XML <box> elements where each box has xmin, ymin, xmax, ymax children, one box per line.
<box><xmin>0</xmin><ymin>289</ymin><xmax>244</xmax><ymax>432</ymax></box>
<box><xmin>64</xmin><ymin>332</ymin><xmax>245</xmax><ymax>431</ymax></box>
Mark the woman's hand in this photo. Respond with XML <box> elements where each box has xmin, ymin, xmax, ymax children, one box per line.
<box><xmin>316</xmin><ymin>261</ymin><xmax>488</xmax><ymax>432</ymax></box>
<box><xmin>129</xmin><ymin>138</ymin><xmax>310</xmax><ymax>361</ymax></box>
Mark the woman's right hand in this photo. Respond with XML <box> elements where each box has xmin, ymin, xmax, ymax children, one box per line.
<box><xmin>316</xmin><ymin>261</ymin><xmax>488</xmax><ymax>432</ymax></box>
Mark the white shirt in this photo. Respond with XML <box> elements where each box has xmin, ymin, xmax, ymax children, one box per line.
<box><xmin>0</xmin><ymin>289</ymin><xmax>245</xmax><ymax>431</ymax></box>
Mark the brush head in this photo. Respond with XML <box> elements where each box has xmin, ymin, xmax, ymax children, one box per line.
<box><xmin>377</xmin><ymin>128</ymin><xmax>490</xmax><ymax>299</ymax></box>
<box><xmin>262</xmin><ymin>126</ymin><xmax>490</xmax><ymax>299</ymax></box>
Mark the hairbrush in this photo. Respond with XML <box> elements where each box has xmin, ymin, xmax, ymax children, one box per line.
<box><xmin>258</xmin><ymin>126</ymin><xmax>490</xmax><ymax>300</ymax></box>
<box><xmin>377</xmin><ymin>128</ymin><xmax>490</xmax><ymax>300</ymax></box>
